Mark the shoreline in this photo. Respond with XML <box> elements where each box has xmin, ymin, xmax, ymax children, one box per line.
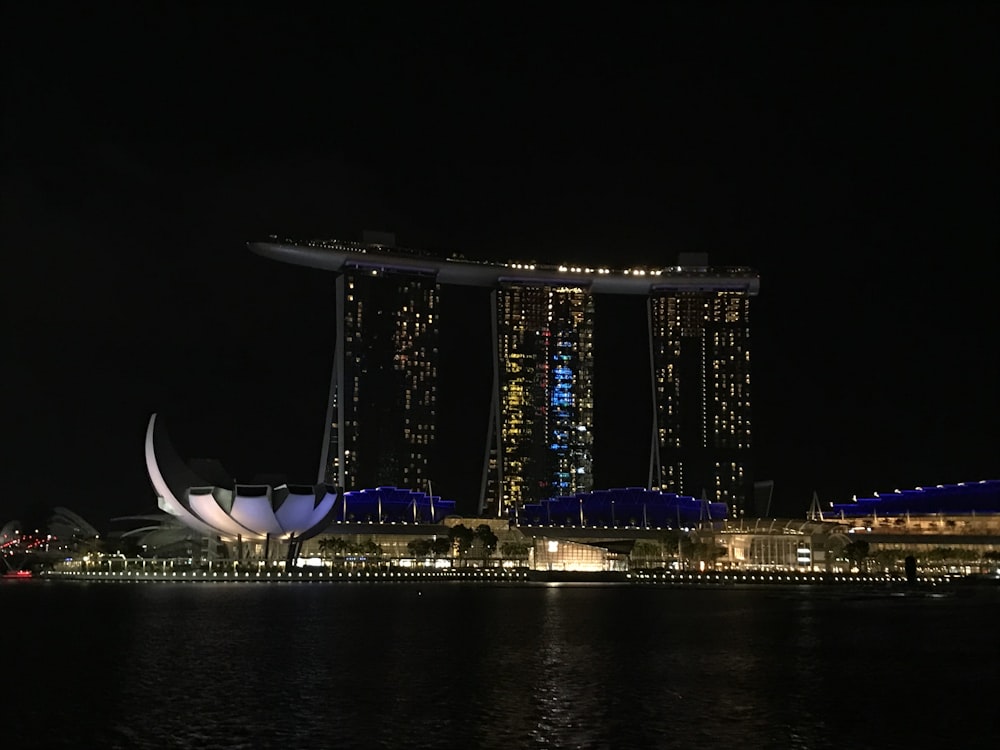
<box><xmin>31</xmin><ymin>568</ymin><xmax>976</xmax><ymax>587</ymax></box>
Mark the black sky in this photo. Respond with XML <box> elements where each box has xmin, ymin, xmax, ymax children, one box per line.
<box><xmin>3</xmin><ymin>3</ymin><xmax>997</xmax><ymax>526</ymax></box>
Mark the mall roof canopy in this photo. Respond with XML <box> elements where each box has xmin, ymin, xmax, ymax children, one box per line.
<box><xmin>830</xmin><ymin>480</ymin><xmax>1000</xmax><ymax>517</ymax></box>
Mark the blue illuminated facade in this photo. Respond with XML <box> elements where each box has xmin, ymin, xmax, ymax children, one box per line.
<box><xmin>513</xmin><ymin>487</ymin><xmax>727</xmax><ymax>528</ymax></box>
<box><xmin>483</xmin><ymin>284</ymin><xmax>594</xmax><ymax>512</ymax></box>
<box><xmin>332</xmin><ymin>486</ymin><xmax>456</xmax><ymax>524</ymax></box>
<box><xmin>829</xmin><ymin>480</ymin><xmax>1000</xmax><ymax>518</ymax></box>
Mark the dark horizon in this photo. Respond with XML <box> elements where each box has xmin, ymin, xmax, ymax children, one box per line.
<box><xmin>3</xmin><ymin>3</ymin><xmax>997</xmax><ymax>528</ymax></box>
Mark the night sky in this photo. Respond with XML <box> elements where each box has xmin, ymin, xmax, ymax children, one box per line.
<box><xmin>3</xmin><ymin>4</ymin><xmax>997</xmax><ymax>527</ymax></box>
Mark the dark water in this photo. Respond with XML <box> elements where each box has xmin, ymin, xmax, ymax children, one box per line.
<box><xmin>4</xmin><ymin>580</ymin><xmax>998</xmax><ymax>749</ymax></box>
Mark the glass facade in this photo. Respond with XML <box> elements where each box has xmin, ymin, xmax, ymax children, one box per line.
<box><xmin>324</xmin><ymin>269</ymin><xmax>439</xmax><ymax>491</ymax></box>
<box><xmin>649</xmin><ymin>289</ymin><xmax>752</xmax><ymax>515</ymax></box>
<box><xmin>487</xmin><ymin>284</ymin><xmax>595</xmax><ymax>510</ymax></box>
<box><xmin>531</xmin><ymin>537</ymin><xmax>628</xmax><ymax>572</ymax></box>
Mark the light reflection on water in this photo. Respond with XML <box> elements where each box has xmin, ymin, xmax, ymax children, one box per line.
<box><xmin>5</xmin><ymin>581</ymin><xmax>998</xmax><ymax>749</ymax></box>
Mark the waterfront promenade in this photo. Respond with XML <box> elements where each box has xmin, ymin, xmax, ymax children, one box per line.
<box><xmin>40</xmin><ymin>567</ymin><xmax>962</xmax><ymax>587</ymax></box>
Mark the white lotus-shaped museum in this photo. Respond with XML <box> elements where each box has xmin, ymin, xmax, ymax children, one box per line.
<box><xmin>145</xmin><ymin>413</ymin><xmax>337</xmax><ymax>541</ymax></box>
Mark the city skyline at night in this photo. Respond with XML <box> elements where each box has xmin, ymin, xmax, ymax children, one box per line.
<box><xmin>253</xmin><ymin>237</ymin><xmax>759</xmax><ymax>515</ymax></box>
<box><xmin>4</xmin><ymin>4</ymin><xmax>995</xmax><ymax>526</ymax></box>
<box><xmin>5</xmin><ymin>7</ymin><xmax>997</xmax><ymax>749</ymax></box>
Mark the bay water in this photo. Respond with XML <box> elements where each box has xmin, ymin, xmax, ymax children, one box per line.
<box><xmin>4</xmin><ymin>580</ymin><xmax>997</xmax><ymax>749</ymax></box>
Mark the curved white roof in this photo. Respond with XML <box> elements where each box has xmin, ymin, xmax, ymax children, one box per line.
<box><xmin>144</xmin><ymin>414</ymin><xmax>338</xmax><ymax>541</ymax></box>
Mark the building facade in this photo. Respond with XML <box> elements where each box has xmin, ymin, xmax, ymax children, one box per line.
<box><xmin>482</xmin><ymin>283</ymin><xmax>595</xmax><ymax>511</ymax></box>
<box><xmin>321</xmin><ymin>264</ymin><xmax>439</xmax><ymax>491</ymax></box>
<box><xmin>251</xmin><ymin>238</ymin><xmax>758</xmax><ymax>515</ymax></box>
<box><xmin>649</xmin><ymin>257</ymin><xmax>753</xmax><ymax>515</ymax></box>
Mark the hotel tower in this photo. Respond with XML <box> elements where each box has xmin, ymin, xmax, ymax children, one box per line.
<box><xmin>250</xmin><ymin>238</ymin><xmax>758</xmax><ymax>515</ymax></box>
<box><xmin>480</xmin><ymin>283</ymin><xmax>595</xmax><ymax>512</ymax></box>
<box><xmin>648</xmin><ymin>254</ymin><xmax>753</xmax><ymax>516</ymax></box>
<box><xmin>316</xmin><ymin>235</ymin><xmax>439</xmax><ymax>491</ymax></box>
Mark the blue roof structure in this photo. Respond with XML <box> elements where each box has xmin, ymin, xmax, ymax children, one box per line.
<box><xmin>333</xmin><ymin>487</ymin><xmax>455</xmax><ymax>524</ymax></box>
<box><xmin>513</xmin><ymin>487</ymin><xmax>727</xmax><ymax>528</ymax></box>
<box><xmin>829</xmin><ymin>480</ymin><xmax>1000</xmax><ymax>518</ymax></box>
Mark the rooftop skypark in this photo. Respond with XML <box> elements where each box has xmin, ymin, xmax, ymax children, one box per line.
<box><xmin>249</xmin><ymin>237</ymin><xmax>760</xmax><ymax>295</ymax></box>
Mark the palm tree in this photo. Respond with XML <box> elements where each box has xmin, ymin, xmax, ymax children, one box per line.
<box><xmin>475</xmin><ymin>525</ymin><xmax>499</xmax><ymax>564</ymax></box>
<box><xmin>318</xmin><ymin>537</ymin><xmax>351</xmax><ymax>565</ymax></box>
<box><xmin>500</xmin><ymin>540</ymin><xmax>531</xmax><ymax>563</ymax></box>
